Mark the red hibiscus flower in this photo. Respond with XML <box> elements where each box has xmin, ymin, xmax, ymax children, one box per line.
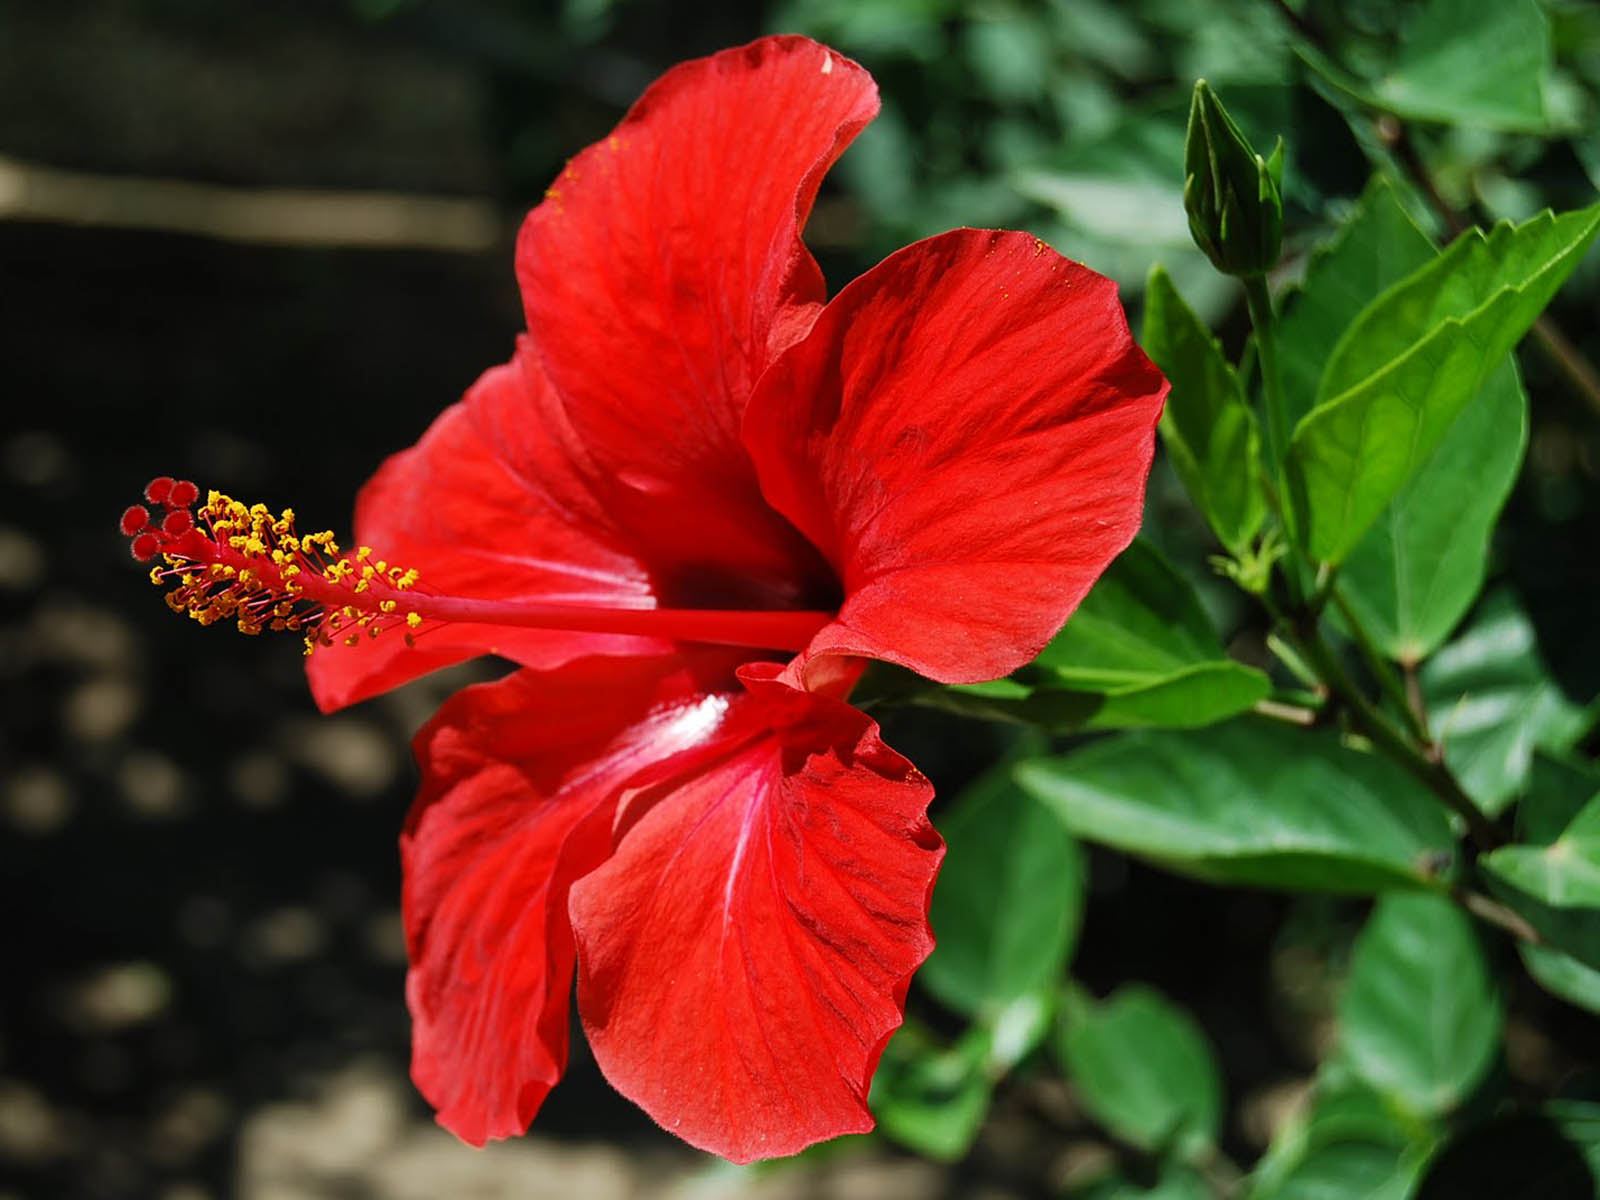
<box><xmin>123</xmin><ymin>36</ymin><xmax>1165</xmax><ymax>1162</ymax></box>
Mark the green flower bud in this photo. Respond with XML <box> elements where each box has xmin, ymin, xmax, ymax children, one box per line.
<box><xmin>1184</xmin><ymin>80</ymin><xmax>1284</xmax><ymax>278</ymax></box>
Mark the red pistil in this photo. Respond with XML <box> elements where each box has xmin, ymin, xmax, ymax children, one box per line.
<box><xmin>122</xmin><ymin>479</ymin><xmax>831</xmax><ymax>654</ymax></box>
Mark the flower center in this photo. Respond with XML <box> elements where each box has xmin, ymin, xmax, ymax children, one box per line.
<box><xmin>122</xmin><ymin>478</ymin><xmax>835</xmax><ymax>655</ymax></box>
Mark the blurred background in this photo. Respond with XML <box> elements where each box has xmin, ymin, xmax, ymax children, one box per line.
<box><xmin>3</xmin><ymin>1</ymin><xmax>1599</xmax><ymax>1197</ymax></box>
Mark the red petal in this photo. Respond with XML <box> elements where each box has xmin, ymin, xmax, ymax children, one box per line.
<box><xmin>405</xmin><ymin>651</ymin><xmax>747</xmax><ymax>1145</ymax></box>
<box><xmin>743</xmin><ymin>229</ymin><xmax>1168</xmax><ymax>685</ymax></box>
<box><xmin>514</xmin><ymin>35</ymin><xmax>873</xmax><ymax>609</ymax></box>
<box><xmin>306</xmin><ymin>342</ymin><xmax>663</xmax><ymax>712</ymax></box>
<box><xmin>569</xmin><ymin>664</ymin><xmax>942</xmax><ymax>1163</ymax></box>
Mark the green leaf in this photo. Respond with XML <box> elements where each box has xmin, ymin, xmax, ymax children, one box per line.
<box><xmin>1293</xmin><ymin>0</ymin><xmax>1552</xmax><ymax>134</ymax></box>
<box><xmin>1519</xmin><ymin>943</ymin><xmax>1600</xmax><ymax>1016</ymax></box>
<box><xmin>931</xmin><ymin>539</ymin><xmax>1268</xmax><ymax>731</ymax></box>
<box><xmin>1028</xmin><ymin>538</ymin><xmax>1269</xmax><ymax>726</ymax></box>
<box><xmin>1370</xmin><ymin>0</ymin><xmax>1551</xmax><ymax>133</ymax></box>
<box><xmin>1277</xmin><ymin>181</ymin><xmax>1530</xmax><ymax>660</ymax></box>
<box><xmin>1422</xmin><ymin>591</ymin><xmax>1593</xmax><ymax>816</ymax></box>
<box><xmin>1056</xmin><ymin>985</ymin><xmax>1222</xmax><ymax>1160</ymax></box>
<box><xmin>1286</xmin><ymin>204</ymin><xmax>1600</xmax><ymax>564</ymax></box>
<box><xmin>921</xmin><ymin>758</ymin><xmax>1086</xmax><ymax>1017</ymax></box>
<box><xmin>1338</xmin><ymin>894</ymin><xmax>1502</xmax><ymax>1117</ymax></box>
<box><xmin>1014</xmin><ymin>721</ymin><xmax>1457</xmax><ymax>893</ymax></box>
<box><xmin>1255</xmin><ymin>1142</ymin><xmax>1415</xmax><ymax>1200</ymax></box>
<box><xmin>1277</xmin><ymin>179</ymin><xmax>1436</xmax><ymax>432</ymax></box>
<box><xmin>1520</xmin><ymin>754</ymin><xmax>1600</xmax><ymax>846</ymax></box>
<box><xmin>870</xmin><ymin>1023</ymin><xmax>992</xmax><ymax>1162</ymax></box>
<box><xmin>1142</xmin><ymin>264</ymin><xmax>1265</xmax><ymax>552</ymax></box>
<box><xmin>1483</xmin><ymin>794</ymin><xmax>1600</xmax><ymax>907</ymax></box>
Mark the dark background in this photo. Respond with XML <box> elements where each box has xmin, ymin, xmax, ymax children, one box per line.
<box><xmin>3</xmin><ymin>2</ymin><xmax>1599</xmax><ymax>1197</ymax></box>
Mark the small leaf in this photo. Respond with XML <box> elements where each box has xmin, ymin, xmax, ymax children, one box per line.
<box><xmin>1422</xmin><ymin>590</ymin><xmax>1592</xmax><ymax>816</ymax></box>
<box><xmin>1142</xmin><ymin>264</ymin><xmax>1265</xmax><ymax>553</ymax></box>
<box><xmin>870</xmin><ymin>1023</ymin><xmax>992</xmax><ymax>1162</ymax></box>
<box><xmin>1483</xmin><ymin>795</ymin><xmax>1600</xmax><ymax>907</ymax></box>
<box><xmin>1286</xmin><ymin>204</ymin><xmax>1600</xmax><ymax>564</ymax></box>
<box><xmin>1056</xmin><ymin>985</ymin><xmax>1223</xmax><ymax>1160</ymax></box>
<box><xmin>922</xmin><ymin>758</ymin><xmax>1086</xmax><ymax>1017</ymax></box>
<box><xmin>1338</xmin><ymin>894</ymin><xmax>1502</xmax><ymax>1117</ymax></box>
<box><xmin>1015</xmin><ymin>721</ymin><xmax>1456</xmax><ymax>893</ymax></box>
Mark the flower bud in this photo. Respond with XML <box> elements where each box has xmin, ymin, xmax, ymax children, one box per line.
<box><xmin>1184</xmin><ymin>80</ymin><xmax>1284</xmax><ymax>277</ymax></box>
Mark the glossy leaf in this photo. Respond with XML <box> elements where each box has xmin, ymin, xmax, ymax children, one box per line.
<box><xmin>1056</xmin><ymin>985</ymin><xmax>1222</xmax><ymax>1159</ymax></box>
<box><xmin>1336</xmin><ymin>361</ymin><xmax>1527</xmax><ymax>663</ymax></box>
<box><xmin>1255</xmin><ymin>1142</ymin><xmax>1415</xmax><ymax>1200</ymax></box>
<box><xmin>1422</xmin><ymin>591</ymin><xmax>1593</xmax><ymax>817</ymax></box>
<box><xmin>1277</xmin><ymin>178</ymin><xmax>1435</xmax><ymax>431</ymax></box>
<box><xmin>1142</xmin><ymin>263</ymin><xmax>1265</xmax><ymax>552</ymax></box>
<box><xmin>921</xmin><ymin>758</ymin><xmax>1086</xmax><ymax>1017</ymax></box>
<box><xmin>1276</xmin><ymin>181</ymin><xmax>1530</xmax><ymax>659</ymax></box>
<box><xmin>1014</xmin><ymin>721</ymin><xmax>1456</xmax><ymax>893</ymax></box>
<box><xmin>1484</xmin><ymin>794</ymin><xmax>1600</xmax><ymax>908</ymax></box>
<box><xmin>1338</xmin><ymin>893</ymin><xmax>1502</xmax><ymax>1117</ymax></box>
<box><xmin>1026</xmin><ymin>538</ymin><xmax>1268</xmax><ymax>726</ymax></box>
<box><xmin>1287</xmin><ymin>204</ymin><xmax>1600</xmax><ymax>564</ymax></box>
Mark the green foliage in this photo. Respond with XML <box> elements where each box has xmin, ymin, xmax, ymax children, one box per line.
<box><xmin>921</xmin><ymin>754</ymin><xmax>1086</xmax><ymax>1017</ymax></box>
<box><xmin>1143</xmin><ymin>264</ymin><xmax>1266</xmax><ymax>553</ymax></box>
<box><xmin>1422</xmin><ymin>591</ymin><xmax>1594</xmax><ymax>816</ymax></box>
<box><xmin>1337</xmin><ymin>894</ymin><xmax>1502</xmax><ymax>1117</ymax></box>
<box><xmin>932</xmin><ymin>538</ymin><xmax>1268</xmax><ymax>730</ymax></box>
<box><xmin>1055</xmin><ymin>985</ymin><xmax>1223</xmax><ymax>1160</ymax></box>
<box><xmin>765</xmin><ymin>0</ymin><xmax>1600</xmax><ymax>1185</ymax></box>
<box><xmin>1015</xmin><ymin>721</ymin><xmax>1456</xmax><ymax>892</ymax></box>
<box><xmin>1287</xmin><ymin>203</ymin><xmax>1600</xmax><ymax>564</ymax></box>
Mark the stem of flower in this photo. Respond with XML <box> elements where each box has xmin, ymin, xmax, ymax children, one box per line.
<box><xmin>1286</xmin><ymin>617</ymin><xmax>1506</xmax><ymax>851</ymax></box>
<box><xmin>1243</xmin><ymin>274</ymin><xmax>1291</xmax><ymax>476</ymax></box>
<box><xmin>1329</xmin><ymin>583</ymin><xmax>1431</xmax><ymax>745</ymax></box>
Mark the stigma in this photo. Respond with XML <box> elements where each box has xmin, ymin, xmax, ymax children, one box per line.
<box><xmin>122</xmin><ymin>478</ymin><xmax>838</xmax><ymax>655</ymax></box>
<box><xmin>123</xmin><ymin>477</ymin><xmax>422</xmax><ymax>656</ymax></box>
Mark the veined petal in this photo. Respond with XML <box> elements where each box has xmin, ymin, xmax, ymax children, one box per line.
<box><xmin>743</xmin><ymin>229</ymin><xmax>1167</xmax><ymax>685</ymax></box>
<box><xmin>307</xmin><ymin>342</ymin><xmax>662</xmax><ymax>712</ymax></box>
<box><xmin>404</xmin><ymin>651</ymin><xmax>747</xmax><ymax>1145</ymax></box>
<box><xmin>568</xmin><ymin>663</ymin><xmax>943</xmax><ymax>1163</ymax></box>
<box><xmin>515</xmin><ymin>35</ymin><xmax>872</xmax><ymax>610</ymax></box>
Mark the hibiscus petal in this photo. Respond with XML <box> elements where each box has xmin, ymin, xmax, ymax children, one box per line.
<box><xmin>515</xmin><ymin>35</ymin><xmax>873</xmax><ymax>610</ymax></box>
<box><xmin>743</xmin><ymin>228</ymin><xmax>1168</xmax><ymax>685</ymax></box>
<box><xmin>404</xmin><ymin>651</ymin><xmax>746</xmax><ymax>1144</ymax></box>
<box><xmin>568</xmin><ymin>663</ymin><xmax>942</xmax><ymax>1163</ymax></box>
<box><xmin>307</xmin><ymin>341</ymin><xmax>662</xmax><ymax>712</ymax></box>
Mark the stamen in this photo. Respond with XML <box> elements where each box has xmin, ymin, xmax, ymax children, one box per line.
<box><xmin>121</xmin><ymin>479</ymin><xmax>834</xmax><ymax>655</ymax></box>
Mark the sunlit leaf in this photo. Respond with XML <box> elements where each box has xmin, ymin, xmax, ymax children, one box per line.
<box><xmin>1015</xmin><ymin>721</ymin><xmax>1456</xmax><ymax>892</ymax></box>
<box><xmin>1286</xmin><ymin>205</ymin><xmax>1600</xmax><ymax>564</ymax></box>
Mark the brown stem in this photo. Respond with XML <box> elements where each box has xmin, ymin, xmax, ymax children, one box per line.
<box><xmin>1455</xmin><ymin>887</ymin><xmax>1545</xmax><ymax>947</ymax></box>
